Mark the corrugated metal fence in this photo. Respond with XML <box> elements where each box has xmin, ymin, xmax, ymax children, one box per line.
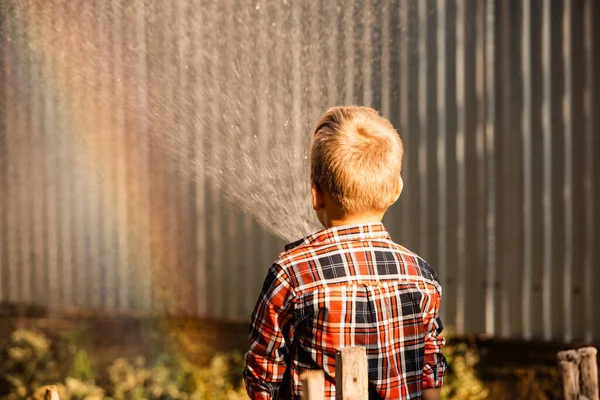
<box><xmin>0</xmin><ymin>0</ymin><xmax>598</xmax><ymax>343</ymax></box>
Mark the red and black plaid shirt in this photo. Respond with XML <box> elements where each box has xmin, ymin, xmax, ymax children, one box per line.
<box><xmin>244</xmin><ymin>223</ymin><xmax>446</xmax><ymax>399</ymax></box>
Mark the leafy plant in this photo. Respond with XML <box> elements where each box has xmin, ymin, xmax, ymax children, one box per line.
<box><xmin>441</xmin><ymin>340</ymin><xmax>489</xmax><ymax>400</ymax></box>
<box><xmin>68</xmin><ymin>349</ymin><xmax>95</xmax><ymax>384</ymax></box>
<box><xmin>107</xmin><ymin>354</ymin><xmax>195</xmax><ymax>400</ymax></box>
<box><xmin>0</xmin><ymin>330</ymin><xmax>60</xmax><ymax>398</ymax></box>
<box><xmin>190</xmin><ymin>352</ymin><xmax>246</xmax><ymax>400</ymax></box>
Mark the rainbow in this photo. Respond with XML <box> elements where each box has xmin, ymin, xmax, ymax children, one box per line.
<box><xmin>2</xmin><ymin>0</ymin><xmax>194</xmax><ymax>317</ymax></box>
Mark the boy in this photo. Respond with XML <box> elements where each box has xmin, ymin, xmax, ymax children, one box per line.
<box><xmin>244</xmin><ymin>106</ymin><xmax>446</xmax><ymax>399</ymax></box>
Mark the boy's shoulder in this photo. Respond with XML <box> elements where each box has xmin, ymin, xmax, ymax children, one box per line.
<box><xmin>274</xmin><ymin>236</ymin><xmax>441</xmax><ymax>291</ymax></box>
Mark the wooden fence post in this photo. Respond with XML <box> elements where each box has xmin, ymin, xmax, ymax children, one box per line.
<box><xmin>558</xmin><ymin>349</ymin><xmax>581</xmax><ymax>400</ymax></box>
<box><xmin>335</xmin><ymin>346</ymin><xmax>368</xmax><ymax>400</ymax></box>
<box><xmin>578</xmin><ymin>347</ymin><xmax>599</xmax><ymax>400</ymax></box>
<box><xmin>301</xmin><ymin>370</ymin><xmax>325</xmax><ymax>400</ymax></box>
<box><xmin>44</xmin><ymin>386</ymin><xmax>60</xmax><ymax>400</ymax></box>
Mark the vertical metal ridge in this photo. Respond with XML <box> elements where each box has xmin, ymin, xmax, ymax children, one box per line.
<box><xmin>24</xmin><ymin>1</ymin><xmax>37</xmax><ymax>304</ymax></box>
<box><xmin>231</xmin><ymin>0</ymin><xmax>246</xmax><ymax>311</ymax></box>
<box><xmin>475</xmin><ymin>0</ymin><xmax>486</xmax><ymax>335</ymax></box>
<box><xmin>15</xmin><ymin>3</ymin><xmax>32</xmax><ymax>305</ymax></box>
<box><xmin>418</xmin><ymin>0</ymin><xmax>428</xmax><ymax>258</ymax></box>
<box><xmin>2</xmin><ymin>1</ymin><xmax>17</xmax><ymax>303</ymax></box>
<box><xmin>583</xmin><ymin>0</ymin><xmax>595</xmax><ymax>344</ymax></box>
<box><xmin>29</xmin><ymin>0</ymin><xmax>43</xmax><ymax>306</ymax></box>
<box><xmin>485</xmin><ymin>0</ymin><xmax>496</xmax><ymax>336</ymax></box>
<box><xmin>86</xmin><ymin>1</ymin><xmax>101</xmax><ymax>310</ymax></box>
<box><xmin>499</xmin><ymin>0</ymin><xmax>512</xmax><ymax>338</ymax></box>
<box><xmin>223</xmin><ymin>0</ymin><xmax>239</xmax><ymax>319</ymax></box>
<box><xmin>343</xmin><ymin>0</ymin><xmax>355</xmax><ymax>104</ymax></box>
<box><xmin>291</xmin><ymin>0</ymin><xmax>302</xmax><ymax>165</ymax></box>
<box><xmin>55</xmin><ymin>0</ymin><xmax>72</xmax><ymax>307</ymax></box>
<box><xmin>45</xmin><ymin>2</ymin><xmax>59</xmax><ymax>308</ymax></box>
<box><xmin>255</xmin><ymin>0</ymin><xmax>271</xmax><ymax>309</ymax></box>
<box><xmin>436</xmin><ymin>0</ymin><xmax>447</xmax><ymax>323</ymax></box>
<box><xmin>288</xmin><ymin>0</ymin><xmax>303</xmax><ymax>292</ymax></box>
<box><xmin>6</xmin><ymin>36</ymin><xmax>18</xmax><ymax>303</ymax></box>
<box><xmin>381</xmin><ymin>0</ymin><xmax>391</xmax><ymax>118</ymax></box>
<box><xmin>309</xmin><ymin>0</ymin><xmax>321</xmax><ymax>127</ymax></box>
<box><xmin>193</xmin><ymin>0</ymin><xmax>207</xmax><ymax>318</ymax></box>
<box><xmin>98</xmin><ymin>0</ymin><xmax>114</xmax><ymax>309</ymax></box>
<box><xmin>26</xmin><ymin>0</ymin><xmax>46</xmax><ymax>306</ymax></box>
<box><xmin>163</xmin><ymin>0</ymin><xmax>177</xmax><ymax>312</ymax></box>
<box><xmin>175</xmin><ymin>0</ymin><xmax>192</xmax><ymax>314</ymax></box>
<box><xmin>363</xmin><ymin>0</ymin><xmax>373</xmax><ymax>107</ymax></box>
<box><xmin>135</xmin><ymin>0</ymin><xmax>151</xmax><ymax>311</ymax></box>
<box><xmin>231</xmin><ymin>0</ymin><xmax>245</xmax><ymax>319</ymax></box>
<box><xmin>330</xmin><ymin>1</ymin><xmax>344</xmax><ymax>106</ymax></box>
<box><xmin>561</xmin><ymin>0</ymin><xmax>573</xmax><ymax>343</ymax></box>
<box><xmin>326</xmin><ymin>0</ymin><xmax>339</xmax><ymax>106</ymax></box>
<box><xmin>240</xmin><ymin>0</ymin><xmax>257</xmax><ymax>318</ymax></box>
<box><xmin>455</xmin><ymin>0</ymin><xmax>466</xmax><ymax>333</ymax></box>
<box><xmin>399</xmin><ymin>0</ymin><xmax>410</xmax><ymax>244</ymax></box>
<box><xmin>0</xmin><ymin>0</ymin><xmax>5</xmax><ymax>304</ymax></box>
<box><xmin>112</xmin><ymin>0</ymin><xmax>129</xmax><ymax>309</ymax></box>
<box><xmin>80</xmin><ymin>0</ymin><xmax>93</xmax><ymax>308</ymax></box>
<box><xmin>541</xmin><ymin>0</ymin><xmax>553</xmax><ymax>341</ymax></box>
<box><xmin>70</xmin><ymin>1</ymin><xmax>86</xmax><ymax>308</ymax></box>
<box><xmin>521</xmin><ymin>0</ymin><xmax>533</xmax><ymax>340</ymax></box>
<box><xmin>13</xmin><ymin>2</ymin><xmax>25</xmax><ymax>304</ymax></box>
<box><xmin>208</xmin><ymin>0</ymin><xmax>223</xmax><ymax>319</ymax></box>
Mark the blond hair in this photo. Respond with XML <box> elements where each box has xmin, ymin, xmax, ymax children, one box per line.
<box><xmin>310</xmin><ymin>106</ymin><xmax>404</xmax><ymax>215</ymax></box>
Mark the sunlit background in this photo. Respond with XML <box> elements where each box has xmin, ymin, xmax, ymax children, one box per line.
<box><xmin>1</xmin><ymin>0</ymin><xmax>599</xmax><ymax>398</ymax></box>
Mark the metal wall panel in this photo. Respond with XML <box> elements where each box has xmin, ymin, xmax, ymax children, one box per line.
<box><xmin>0</xmin><ymin>0</ymin><xmax>598</xmax><ymax>343</ymax></box>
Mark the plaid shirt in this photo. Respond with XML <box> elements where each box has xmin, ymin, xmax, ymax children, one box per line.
<box><xmin>244</xmin><ymin>223</ymin><xmax>446</xmax><ymax>399</ymax></box>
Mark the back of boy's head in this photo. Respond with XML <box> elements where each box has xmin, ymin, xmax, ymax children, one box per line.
<box><xmin>310</xmin><ymin>106</ymin><xmax>404</xmax><ymax>215</ymax></box>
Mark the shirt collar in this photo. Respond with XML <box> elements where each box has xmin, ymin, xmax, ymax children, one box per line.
<box><xmin>285</xmin><ymin>223</ymin><xmax>391</xmax><ymax>251</ymax></box>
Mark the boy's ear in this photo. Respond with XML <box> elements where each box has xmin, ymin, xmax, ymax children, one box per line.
<box><xmin>392</xmin><ymin>176</ymin><xmax>404</xmax><ymax>203</ymax></box>
<box><xmin>311</xmin><ymin>182</ymin><xmax>325</xmax><ymax>210</ymax></box>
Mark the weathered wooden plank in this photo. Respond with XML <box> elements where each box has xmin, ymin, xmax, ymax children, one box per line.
<box><xmin>300</xmin><ymin>370</ymin><xmax>325</xmax><ymax>400</ymax></box>
<box><xmin>578</xmin><ymin>347</ymin><xmax>599</xmax><ymax>400</ymax></box>
<box><xmin>557</xmin><ymin>349</ymin><xmax>581</xmax><ymax>400</ymax></box>
<box><xmin>335</xmin><ymin>347</ymin><xmax>368</xmax><ymax>400</ymax></box>
<box><xmin>44</xmin><ymin>386</ymin><xmax>59</xmax><ymax>400</ymax></box>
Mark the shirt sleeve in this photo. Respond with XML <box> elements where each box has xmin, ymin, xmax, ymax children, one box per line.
<box><xmin>244</xmin><ymin>262</ymin><xmax>295</xmax><ymax>399</ymax></box>
<box><xmin>422</xmin><ymin>284</ymin><xmax>447</xmax><ymax>389</ymax></box>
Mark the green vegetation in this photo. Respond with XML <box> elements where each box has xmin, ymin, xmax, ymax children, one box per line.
<box><xmin>441</xmin><ymin>340</ymin><xmax>489</xmax><ymax>399</ymax></box>
<box><xmin>0</xmin><ymin>329</ymin><xmax>245</xmax><ymax>399</ymax></box>
<box><xmin>0</xmin><ymin>328</ymin><xmax>559</xmax><ymax>399</ymax></box>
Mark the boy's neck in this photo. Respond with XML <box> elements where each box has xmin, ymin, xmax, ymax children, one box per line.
<box><xmin>323</xmin><ymin>212</ymin><xmax>385</xmax><ymax>229</ymax></box>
